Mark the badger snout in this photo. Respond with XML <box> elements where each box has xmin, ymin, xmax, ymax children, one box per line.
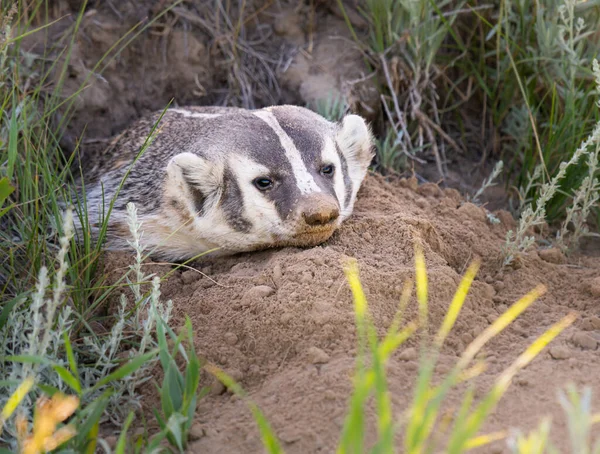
<box><xmin>299</xmin><ymin>194</ymin><xmax>340</xmax><ymax>227</ymax></box>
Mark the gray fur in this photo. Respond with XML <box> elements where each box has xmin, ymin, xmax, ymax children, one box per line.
<box><xmin>76</xmin><ymin>105</ymin><xmax>374</xmax><ymax>260</ymax></box>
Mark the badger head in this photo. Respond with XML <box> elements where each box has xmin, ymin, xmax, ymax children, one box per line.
<box><xmin>160</xmin><ymin>105</ymin><xmax>374</xmax><ymax>259</ymax></box>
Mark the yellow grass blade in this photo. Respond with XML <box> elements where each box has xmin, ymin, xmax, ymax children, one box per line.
<box><xmin>0</xmin><ymin>377</ymin><xmax>34</xmax><ymax>432</ymax></box>
<box><xmin>457</xmin><ymin>361</ymin><xmax>488</xmax><ymax>383</ymax></box>
<box><xmin>414</xmin><ymin>243</ymin><xmax>428</xmax><ymax>330</ymax></box>
<box><xmin>343</xmin><ymin>259</ymin><xmax>367</xmax><ymax>319</ymax></box>
<box><xmin>379</xmin><ymin>323</ymin><xmax>418</xmax><ymax>361</ymax></box>
<box><xmin>456</xmin><ymin>313</ymin><xmax>576</xmax><ymax>448</ymax></box>
<box><xmin>387</xmin><ymin>279</ymin><xmax>413</xmax><ymax>338</ymax></box>
<box><xmin>458</xmin><ymin>284</ymin><xmax>546</xmax><ymax>370</ymax></box>
<box><xmin>464</xmin><ymin>431</ymin><xmax>507</xmax><ymax>450</ymax></box>
<box><xmin>435</xmin><ymin>259</ymin><xmax>480</xmax><ymax>349</ymax></box>
<box><xmin>493</xmin><ymin>312</ymin><xmax>577</xmax><ymax>396</ymax></box>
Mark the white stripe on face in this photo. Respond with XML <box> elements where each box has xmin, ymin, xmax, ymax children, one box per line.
<box><xmin>252</xmin><ymin>110</ymin><xmax>321</xmax><ymax>195</ymax></box>
<box><xmin>170</xmin><ymin>108</ymin><xmax>223</xmax><ymax>119</ymax></box>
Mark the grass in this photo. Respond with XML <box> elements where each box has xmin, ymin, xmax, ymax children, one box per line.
<box><xmin>1</xmin><ymin>0</ymin><xmax>600</xmax><ymax>452</ymax></box>
<box><xmin>334</xmin><ymin>0</ymin><xmax>600</xmax><ymax>262</ymax></box>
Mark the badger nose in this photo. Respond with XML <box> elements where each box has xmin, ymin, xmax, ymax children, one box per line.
<box><xmin>300</xmin><ymin>194</ymin><xmax>340</xmax><ymax>226</ymax></box>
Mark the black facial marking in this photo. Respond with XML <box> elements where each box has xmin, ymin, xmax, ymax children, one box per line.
<box><xmin>271</xmin><ymin>109</ymin><xmax>322</xmax><ymax>173</ymax></box>
<box><xmin>263</xmin><ymin>174</ymin><xmax>300</xmax><ymax>221</ymax></box>
<box><xmin>335</xmin><ymin>142</ymin><xmax>353</xmax><ymax>210</ymax></box>
<box><xmin>221</xmin><ymin>166</ymin><xmax>252</xmax><ymax>233</ymax></box>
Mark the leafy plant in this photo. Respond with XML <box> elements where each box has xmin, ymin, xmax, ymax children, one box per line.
<box><xmin>307</xmin><ymin>94</ymin><xmax>349</xmax><ymax>122</ymax></box>
<box><xmin>151</xmin><ymin>315</ymin><xmax>207</xmax><ymax>453</ymax></box>
<box><xmin>504</xmin><ymin>58</ymin><xmax>600</xmax><ymax>265</ymax></box>
<box><xmin>337</xmin><ymin>0</ymin><xmax>466</xmax><ymax>177</ymax></box>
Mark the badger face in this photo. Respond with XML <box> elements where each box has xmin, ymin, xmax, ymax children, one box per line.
<box><xmin>157</xmin><ymin>105</ymin><xmax>374</xmax><ymax>259</ymax></box>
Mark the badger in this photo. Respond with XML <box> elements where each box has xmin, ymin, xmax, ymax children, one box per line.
<box><xmin>77</xmin><ymin>105</ymin><xmax>374</xmax><ymax>260</ymax></box>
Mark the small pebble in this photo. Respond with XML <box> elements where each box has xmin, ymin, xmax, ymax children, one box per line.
<box><xmin>516</xmin><ymin>375</ymin><xmax>532</xmax><ymax>386</ymax></box>
<box><xmin>189</xmin><ymin>422</ymin><xmax>206</xmax><ymax>440</ymax></box>
<box><xmin>324</xmin><ymin>390</ymin><xmax>336</xmax><ymax>400</ymax></box>
<box><xmin>581</xmin><ymin>317</ymin><xmax>600</xmax><ymax>331</ymax></box>
<box><xmin>572</xmin><ymin>332</ymin><xmax>598</xmax><ymax>350</ymax></box>
<box><xmin>181</xmin><ymin>269</ymin><xmax>200</xmax><ymax>284</ymax></box>
<box><xmin>105</xmin><ymin>436</ymin><xmax>117</xmax><ymax>449</ymax></box>
<box><xmin>538</xmin><ymin>247</ymin><xmax>566</xmax><ymax>264</ymax></box>
<box><xmin>417</xmin><ymin>182</ymin><xmax>443</xmax><ymax>198</ymax></box>
<box><xmin>415</xmin><ymin>198</ymin><xmax>429</xmax><ymax>209</ymax></box>
<box><xmin>200</xmin><ymin>279</ymin><xmax>216</xmax><ymax>289</ymax></box>
<box><xmin>461</xmin><ymin>333</ymin><xmax>474</xmax><ymax>345</ymax></box>
<box><xmin>406</xmin><ymin>176</ymin><xmax>418</xmax><ymax>191</ymax></box>
<box><xmin>457</xmin><ymin>202</ymin><xmax>487</xmax><ymax>222</ymax></box>
<box><xmin>210</xmin><ymin>380</ymin><xmax>226</xmax><ymax>396</ymax></box>
<box><xmin>494</xmin><ymin>210</ymin><xmax>516</xmax><ymax>230</ymax></box>
<box><xmin>588</xmin><ymin>277</ymin><xmax>600</xmax><ymax>297</ymax></box>
<box><xmin>229</xmin><ymin>368</ymin><xmax>244</xmax><ymax>382</ymax></box>
<box><xmin>549</xmin><ymin>345</ymin><xmax>571</xmax><ymax>360</ymax></box>
<box><xmin>224</xmin><ymin>332</ymin><xmax>238</xmax><ymax>346</ymax></box>
<box><xmin>443</xmin><ymin>187</ymin><xmax>462</xmax><ymax>204</ymax></box>
<box><xmin>280</xmin><ymin>312</ymin><xmax>293</xmax><ymax>323</ymax></box>
<box><xmin>300</xmin><ymin>272</ymin><xmax>313</xmax><ymax>284</ymax></box>
<box><xmin>481</xmin><ymin>282</ymin><xmax>496</xmax><ymax>299</ymax></box>
<box><xmin>307</xmin><ymin>346</ymin><xmax>330</xmax><ymax>364</ymax></box>
<box><xmin>398</xmin><ymin>347</ymin><xmax>418</xmax><ymax>361</ymax></box>
<box><xmin>241</xmin><ymin>285</ymin><xmax>275</xmax><ymax>305</ymax></box>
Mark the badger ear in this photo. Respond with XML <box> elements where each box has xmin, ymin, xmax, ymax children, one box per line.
<box><xmin>165</xmin><ymin>152</ymin><xmax>223</xmax><ymax>217</ymax></box>
<box><xmin>336</xmin><ymin>114</ymin><xmax>375</xmax><ymax>170</ymax></box>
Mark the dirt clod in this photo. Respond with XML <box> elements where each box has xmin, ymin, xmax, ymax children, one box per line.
<box><xmin>182</xmin><ymin>270</ymin><xmax>201</xmax><ymax>284</ymax></box>
<box><xmin>417</xmin><ymin>183</ymin><xmax>443</xmax><ymax>198</ymax></box>
<box><xmin>224</xmin><ymin>332</ymin><xmax>238</xmax><ymax>346</ymax></box>
<box><xmin>210</xmin><ymin>381</ymin><xmax>226</xmax><ymax>396</ymax></box>
<box><xmin>549</xmin><ymin>345</ymin><xmax>571</xmax><ymax>360</ymax></box>
<box><xmin>307</xmin><ymin>346</ymin><xmax>330</xmax><ymax>364</ymax></box>
<box><xmin>581</xmin><ymin>317</ymin><xmax>600</xmax><ymax>331</ymax></box>
<box><xmin>538</xmin><ymin>248</ymin><xmax>566</xmax><ymax>265</ymax></box>
<box><xmin>241</xmin><ymin>285</ymin><xmax>275</xmax><ymax>306</ymax></box>
<box><xmin>398</xmin><ymin>347</ymin><xmax>418</xmax><ymax>361</ymax></box>
<box><xmin>189</xmin><ymin>423</ymin><xmax>206</xmax><ymax>441</ymax></box>
<box><xmin>588</xmin><ymin>277</ymin><xmax>600</xmax><ymax>297</ymax></box>
<box><xmin>457</xmin><ymin>202</ymin><xmax>487</xmax><ymax>223</ymax></box>
<box><xmin>571</xmin><ymin>332</ymin><xmax>598</xmax><ymax>350</ymax></box>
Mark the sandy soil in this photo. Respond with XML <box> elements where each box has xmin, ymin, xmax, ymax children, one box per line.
<box><xmin>126</xmin><ymin>173</ymin><xmax>597</xmax><ymax>453</ymax></box>
<box><xmin>19</xmin><ymin>0</ymin><xmax>600</xmax><ymax>452</ymax></box>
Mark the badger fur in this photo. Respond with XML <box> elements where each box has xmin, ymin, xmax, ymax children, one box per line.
<box><xmin>78</xmin><ymin>105</ymin><xmax>374</xmax><ymax>260</ymax></box>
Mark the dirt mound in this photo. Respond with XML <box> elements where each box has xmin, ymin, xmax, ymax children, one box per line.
<box><xmin>101</xmin><ymin>174</ymin><xmax>599</xmax><ymax>453</ymax></box>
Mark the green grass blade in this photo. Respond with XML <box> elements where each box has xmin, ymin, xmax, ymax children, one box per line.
<box><xmin>63</xmin><ymin>331</ymin><xmax>80</xmax><ymax>388</ymax></box>
<box><xmin>115</xmin><ymin>411</ymin><xmax>135</xmax><ymax>454</ymax></box>
<box><xmin>53</xmin><ymin>365</ymin><xmax>82</xmax><ymax>395</ymax></box>
<box><xmin>89</xmin><ymin>350</ymin><xmax>158</xmax><ymax>393</ymax></box>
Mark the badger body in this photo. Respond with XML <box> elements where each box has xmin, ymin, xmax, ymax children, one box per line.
<box><xmin>79</xmin><ymin>105</ymin><xmax>374</xmax><ymax>260</ymax></box>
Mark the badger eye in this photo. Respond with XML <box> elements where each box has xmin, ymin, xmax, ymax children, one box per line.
<box><xmin>254</xmin><ymin>177</ymin><xmax>274</xmax><ymax>191</ymax></box>
<box><xmin>321</xmin><ymin>164</ymin><xmax>335</xmax><ymax>176</ymax></box>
